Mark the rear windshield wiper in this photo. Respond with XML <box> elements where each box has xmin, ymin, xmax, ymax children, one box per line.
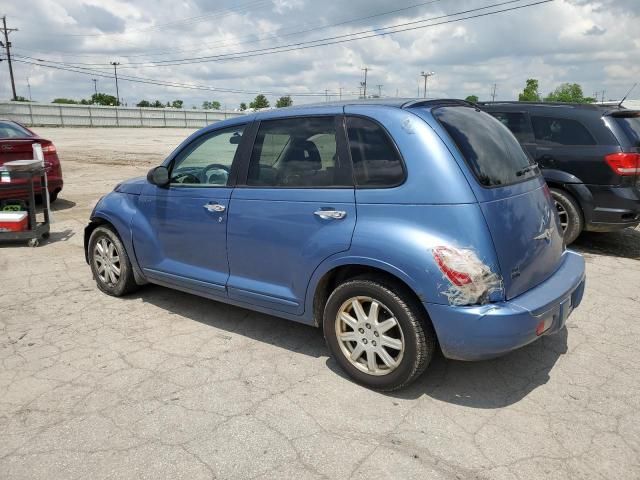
<box><xmin>515</xmin><ymin>163</ymin><xmax>538</xmax><ymax>177</ymax></box>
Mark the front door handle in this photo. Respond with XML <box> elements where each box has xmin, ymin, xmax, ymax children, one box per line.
<box><xmin>204</xmin><ymin>203</ymin><xmax>226</xmax><ymax>213</ymax></box>
<box><xmin>314</xmin><ymin>209</ymin><xmax>346</xmax><ymax>220</ymax></box>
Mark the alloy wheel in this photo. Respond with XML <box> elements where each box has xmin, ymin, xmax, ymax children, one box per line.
<box><xmin>93</xmin><ymin>237</ymin><xmax>121</xmax><ymax>286</ymax></box>
<box><xmin>335</xmin><ymin>296</ymin><xmax>405</xmax><ymax>376</ymax></box>
<box><xmin>554</xmin><ymin>199</ymin><xmax>569</xmax><ymax>232</ymax></box>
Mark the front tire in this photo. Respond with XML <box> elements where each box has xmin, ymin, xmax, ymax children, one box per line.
<box><xmin>550</xmin><ymin>188</ymin><xmax>583</xmax><ymax>244</ymax></box>
<box><xmin>323</xmin><ymin>277</ymin><xmax>435</xmax><ymax>391</ymax></box>
<box><xmin>88</xmin><ymin>226</ymin><xmax>139</xmax><ymax>296</ymax></box>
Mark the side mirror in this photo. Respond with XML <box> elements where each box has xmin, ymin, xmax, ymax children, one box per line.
<box><xmin>147</xmin><ymin>166</ymin><xmax>169</xmax><ymax>187</ymax></box>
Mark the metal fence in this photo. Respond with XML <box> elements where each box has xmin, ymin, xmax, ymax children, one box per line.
<box><xmin>0</xmin><ymin>101</ymin><xmax>245</xmax><ymax>128</ymax></box>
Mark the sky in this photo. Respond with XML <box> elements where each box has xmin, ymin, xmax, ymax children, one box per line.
<box><xmin>1</xmin><ymin>0</ymin><xmax>639</xmax><ymax>110</ymax></box>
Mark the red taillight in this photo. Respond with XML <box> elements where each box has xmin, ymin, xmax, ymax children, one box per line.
<box><xmin>40</xmin><ymin>142</ymin><xmax>56</xmax><ymax>154</ymax></box>
<box><xmin>432</xmin><ymin>246</ymin><xmax>472</xmax><ymax>286</ymax></box>
<box><xmin>604</xmin><ymin>152</ymin><xmax>640</xmax><ymax>176</ymax></box>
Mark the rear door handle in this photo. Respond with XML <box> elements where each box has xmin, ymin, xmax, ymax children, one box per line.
<box><xmin>204</xmin><ymin>203</ymin><xmax>226</xmax><ymax>213</ymax></box>
<box><xmin>314</xmin><ymin>209</ymin><xmax>346</xmax><ymax>220</ymax></box>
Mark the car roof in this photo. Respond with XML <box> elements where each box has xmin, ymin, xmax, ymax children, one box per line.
<box><xmin>478</xmin><ymin>101</ymin><xmax>637</xmax><ymax>116</ymax></box>
<box><xmin>251</xmin><ymin>98</ymin><xmax>474</xmax><ymax>116</ymax></box>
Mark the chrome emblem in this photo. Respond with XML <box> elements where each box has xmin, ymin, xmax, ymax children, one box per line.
<box><xmin>534</xmin><ymin>226</ymin><xmax>554</xmax><ymax>242</ymax></box>
<box><xmin>1</xmin><ymin>145</ymin><xmax>13</xmax><ymax>151</ymax></box>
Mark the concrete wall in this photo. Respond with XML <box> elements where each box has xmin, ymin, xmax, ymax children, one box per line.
<box><xmin>0</xmin><ymin>101</ymin><xmax>245</xmax><ymax>127</ymax></box>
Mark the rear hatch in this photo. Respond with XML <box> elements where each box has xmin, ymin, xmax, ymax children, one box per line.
<box><xmin>431</xmin><ymin>105</ymin><xmax>564</xmax><ymax>300</ymax></box>
<box><xmin>606</xmin><ymin>110</ymin><xmax>640</xmax><ymax>187</ymax></box>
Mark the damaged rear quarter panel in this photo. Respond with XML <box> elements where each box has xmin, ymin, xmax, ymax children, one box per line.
<box><xmin>348</xmin><ymin>203</ymin><xmax>502</xmax><ymax>305</ymax></box>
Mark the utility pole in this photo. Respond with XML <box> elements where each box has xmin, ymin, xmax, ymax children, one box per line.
<box><xmin>1</xmin><ymin>16</ymin><xmax>18</xmax><ymax>101</ymax></box>
<box><xmin>420</xmin><ymin>71</ymin><xmax>435</xmax><ymax>98</ymax></box>
<box><xmin>361</xmin><ymin>67</ymin><xmax>369</xmax><ymax>98</ymax></box>
<box><xmin>601</xmin><ymin>90</ymin><xmax>605</xmax><ymax>104</ymax></box>
<box><xmin>339</xmin><ymin>86</ymin><xmax>343</xmax><ymax>101</ymax></box>
<box><xmin>92</xmin><ymin>78</ymin><xmax>98</xmax><ymax>97</ymax></box>
<box><xmin>325</xmin><ymin>89</ymin><xmax>329</xmax><ymax>102</ymax></box>
<box><xmin>26</xmin><ymin>77</ymin><xmax>31</xmax><ymax>101</ymax></box>
<box><xmin>110</xmin><ymin>62</ymin><xmax>121</xmax><ymax>105</ymax></box>
<box><xmin>376</xmin><ymin>84</ymin><xmax>383</xmax><ymax>97</ymax></box>
<box><xmin>491</xmin><ymin>83</ymin><xmax>497</xmax><ymax>102</ymax></box>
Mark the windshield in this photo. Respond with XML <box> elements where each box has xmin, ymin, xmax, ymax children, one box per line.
<box><xmin>433</xmin><ymin>106</ymin><xmax>537</xmax><ymax>187</ymax></box>
<box><xmin>0</xmin><ymin>121</ymin><xmax>32</xmax><ymax>139</ymax></box>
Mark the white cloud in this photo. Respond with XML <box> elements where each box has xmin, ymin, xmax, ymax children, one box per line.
<box><xmin>2</xmin><ymin>0</ymin><xmax>639</xmax><ymax>107</ymax></box>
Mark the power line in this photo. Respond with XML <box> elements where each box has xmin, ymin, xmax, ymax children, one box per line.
<box><xmin>13</xmin><ymin>0</ymin><xmax>449</xmax><ymax>61</ymax></box>
<box><xmin>18</xmin><ymin>0</ymin><xmax>553</xmax><ymax>69</ymax></box>
<box><xmin>11</xmin><ymin>57</ymin><xmax>351</xmax><ymax>97</ymax></box>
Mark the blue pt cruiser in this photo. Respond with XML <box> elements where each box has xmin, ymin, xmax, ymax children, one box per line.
<box><xmin>85</xmin><ymin>99</ymin><xmax>586</xmax><ymax>391</ymax></box>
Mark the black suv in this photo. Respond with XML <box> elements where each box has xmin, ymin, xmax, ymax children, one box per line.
<box><xmin>480</xmin><ymin>102</ymin><xmax>640</xmax><ymax>243</ymax></box>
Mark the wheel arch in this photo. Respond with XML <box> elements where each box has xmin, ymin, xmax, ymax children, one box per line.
<box><xmin>307</xmin><ymin>258</ymin><xmax>434</xmax><ymax>333</ymax></box>
<box><xmin>85</xmin><ymin>213</ymin><xmax>147</xmax><ymax>285</ymax></box>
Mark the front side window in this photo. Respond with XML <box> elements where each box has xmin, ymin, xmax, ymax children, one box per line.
<box><xmin>170</xmin><ymin>126</ymin><xmax>244</xmax><ymax>186</ymax></box>
<box><xmin>247</xmin><ymin>117</ymin><xmax>351</xmax><ymax>187</ymax></box>
<box><xmin>489</xmin><ymin>112</ymin><xmax>534</xmax><ymax>143</ymax></box>
<box><xmin>434</xmin><ymin>106</ymin><xmax>536</xmax><ymax>187</ymax></box>
<box><xmin>346</xmin><ymin>117</ymin><xmax>405</xmax><ymax>187</ymax></box>
<box><xmin>531</xmin><ymin>116</ymin><xmax>596</xmax><ymax>146</ymax></box>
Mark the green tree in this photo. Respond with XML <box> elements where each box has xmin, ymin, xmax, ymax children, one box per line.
<box><xmin>239</xmin><ymin>102</ymin><xmax>247</xmax><ymax>111</ymax></box>
<box><xmin>171</xmin><ymin>100</ymin><xmax>184</xmax><ymax>109</ymax></box>
<box><xmin>518</xmin><ymin>79</ymin><xmax>541</xmax><ymax>102</ymax></box>
<box><xmin>202</xmin><ymin>100</ymin><xmax>221</xmax><ymax>110</ymax></box>
<box><xmin>11</xmin><ymin>96</ymin><xmax>31</xmax><ymax>102</ymax></box>
<box><xmin>544</xmin><ymin>83</ymin><xmax>596</xmax><ymax>103</ymax></box>
<box><xmin>249</xmin><ymin>94</ymin><xmax>270</xmax><ymax>110</ymax></box>
<box><xmin>152</xmin><ymin>100</ymin><xmax>164</xmax><ymax>108</ymax></box>
<box><xmin>52</xmin><ymin>98</ymin><xmax>79</xmax><ymax>104</ymax></box>
<box><xmin>465</xmin><ymin>95</ymin><xmax>479</xmax><ymax>103</ymax></box>
<box><xmin>90</xmin><ymin>93</ymin><xmax>119</xmax><ymax>106</ymax></box>
<box><xmin>137</xmin><ymin>100</ymin><xmax>151</xmax><ymax>107</ymax></box>
<box><xmin>276</xmin><ymin>96</ymin><xmax>293</xmax><ymax>108</ymax></box>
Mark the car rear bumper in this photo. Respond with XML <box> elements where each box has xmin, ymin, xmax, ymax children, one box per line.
<box><xmin>426</xmin><ymin>250</ymin><xmax>586</xmax><ymax>361</ymax></box>
<box><xmin>0</xmin><ymin>178</ymin><xmax>63</xmax><ymax>200</ymax></box>
<box><xmin>580</xmin><ymin>184</ymin><xmax>640</xmax><ymax>231</ymax></box>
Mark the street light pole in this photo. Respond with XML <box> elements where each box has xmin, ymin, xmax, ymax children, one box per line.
<box><xmin>92</xmin><ymin>78</ymin><xmax>98</xmax><ymax>97</ymax></box>
<box><xmin>110</xmin><ymin>62</ymin><xmax>121</xmax><ymax>105</ymax></box>
<box><xmin>420</xmin><ymin>71</ymin><xmax>435</xmax><ymax>99</ymax></box>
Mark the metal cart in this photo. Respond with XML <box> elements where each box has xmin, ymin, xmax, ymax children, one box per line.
<box><xmin>0</xmin><ymin>160</ymin><xmax>50</xmax><ymax>247</ymax></box>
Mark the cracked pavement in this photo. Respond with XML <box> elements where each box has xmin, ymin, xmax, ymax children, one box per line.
<box><xmin>1</xmin><ymin>128</ymin><xmax>639</xmax><ymax>479</ymax></box>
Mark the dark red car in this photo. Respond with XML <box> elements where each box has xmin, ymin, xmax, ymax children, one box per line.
<box><xmin>0</xmin><ymin>120</ymin><xmax>63</xmax><ymax>203</ymax></box>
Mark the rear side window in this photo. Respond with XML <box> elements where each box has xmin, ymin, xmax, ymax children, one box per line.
<box><xmin>531</xmin><ymin>116</ymin><xmax>596</xmax><ymax>146</ymax></box>
<box><xmin>346</xmin><ymin>117</ymin><xmax>404</xmax><ymax>187</ymax></box>
<box><xmin>0</xmin><ymin>121</ymin><xmax>31</xmax><ymax>139</ymax></box>
<box><xmin>613</xmin><ymin>114</ymin><xmax>640</xmax><ymax>147</ymax></box>
<box><xmin>247</xmin><ymin>117</ymin><xmax>351</xmax><ymax>187</ymax></box>
<box><xmin>489</xmin><ymin>112</ymin><xmax>534</xmax><ymax>143</ymax></box>
<box><xmin>434</xmin><ymin>106</ymin><xmax>535</xmax><ymax>187</ymax></box>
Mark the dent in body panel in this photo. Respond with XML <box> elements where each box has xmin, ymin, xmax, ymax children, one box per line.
<box><xmin>432</xmin><ymin>245</ymin><xmax>503</xmax><ymax>306</ymax></box>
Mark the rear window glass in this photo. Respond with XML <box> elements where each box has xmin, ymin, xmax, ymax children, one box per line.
<box><xmin>434</xmin><ymin>106</ymin><xmax>536</xmax><ymax>187</ymax></box>
<box><xmin>531</xmin><ymin>116</ymin><xmax>596</xmax><ymax>146</ymax></box>
<box><xmin>614</xmin><ymin>115</ymin><xmax>640</xmax><ymax>147</ymax></box>
<box><xmin>0</xmin><ymin>121</ymin><xmax>31</xmax><ymax>139</ymax></box>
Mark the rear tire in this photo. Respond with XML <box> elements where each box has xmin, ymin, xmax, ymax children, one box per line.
<box><xmin>88</xmin><ymin>226</ymin><xmax>139</xmax><ymax>297</ymax></box>
<box><xmin>49</xmin><ymin>191</ymin><xmax>59</xmax><ymax>203</ymax></box>
<box><xmin>550</xmin><ymin>188</ymin><xmax>583</xmax><ymax>244</ymax></box>
<box><xmin>323</xmin><ymin>277</ymin><xmax>435</xmax><ymax>391</ymax></box>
